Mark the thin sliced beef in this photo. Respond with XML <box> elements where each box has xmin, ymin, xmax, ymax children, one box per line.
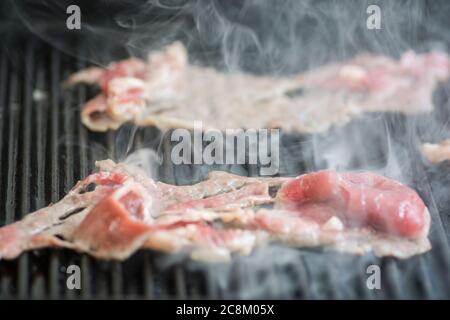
<box><xmin>0</xmin><ymin>161</ymin><xmax>431</xmax><ymax>262</ymax></box>
<box><xmin>0</xmin><ymin>170</ymin><xmax>132</xmax><ymax>259</ymax></box>
<box><xmin>0</xmin><ymin>161</ymin><xmax>279</xmax><ymax>261</ymax></box>
<box><xmin>66</xmin><ymin>42</ymin><xmax>450</xmax><ymax>132</ymax></box>
<box><xmin>275</xmin><ymin>170</ymin><xmax>430</xmax><ymax>238</ymax></box>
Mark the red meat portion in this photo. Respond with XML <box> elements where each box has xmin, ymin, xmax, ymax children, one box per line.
<box><xmin>276</xmin><ymin>170</ymin><xmax>428</xmax><ymax>238</ymax></box>
<box><xmin>98</xmin><ymin>58</ymin><xmax>147</xmax><ymax>92</ymax></box>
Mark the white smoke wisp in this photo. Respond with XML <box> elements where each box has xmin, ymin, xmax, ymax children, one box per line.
<box><xmin>122</xmin><ymin>147</ymin><xmax>162</xmax><ymax>180</ymax></box>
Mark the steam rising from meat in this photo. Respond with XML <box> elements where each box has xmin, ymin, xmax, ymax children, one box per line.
<box><xmin>11</xmin><ymin>1</ymin><xmax>450</xmax><ymax>67</ymax></box>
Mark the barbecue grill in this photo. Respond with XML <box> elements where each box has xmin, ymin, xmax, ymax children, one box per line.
<box><xmin>1</xmin><ymin>0</ymin><xmax>450</xmax><ymax>300</ymax></box>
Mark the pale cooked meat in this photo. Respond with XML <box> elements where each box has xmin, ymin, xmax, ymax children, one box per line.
<box><xmin>0</xmin><ymin>170</ymin><xmax>137</xmax><ymax>259</ymax></box>
<box><xmin>156</xmin><ymin>171</ymin><xmax>289</xmax><ymax>208</ymax></box>
<box><xmin>0</xmin><ymin>160</ymin><xmax>278</xmax><ymax>261</ymax></box>
<box><xmin>421</xmin><ymin>139</ymin><xmax>450</xmax><ymax>163</ymax></box>
<box><xmin>66</xmin><ymin>42</ymin><xmax>450</xmax><ymax>133</ymax></box>
<box><xmin>143</xmin><ymin>222</ymin><xmax>266</xmax><ymax>263</ymax></box>
<box><xmin>222</xmin><ymin>209</ymin><xmax>430</xmax><ymax>259</ymax></box>
<box><xmin>297</xmin><ymin>51</ymin><xmax>450</xmax><ymax>114</ymax></box>
<box><xmin>96</xmin><ymin>158</ymin><xmax>289</xmax><ymax>208</ymax></box>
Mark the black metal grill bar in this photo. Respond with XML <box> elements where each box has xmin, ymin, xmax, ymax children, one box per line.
<box><xmin>31</xmin><ymin>48</ymin><xmax>47</xmax><ymax>301</ymax></box>
<box><xmin>0</xmin><ymin>49</ymin><xmax>6</xmax><ymax>220</ymax></box>
<box><xmin>0</xmin><ymin>41</ymin><xmax>8</xmax><ymax>298</ymax></box>
<box><xmin>48</xmin><ymin>46</ymin><xmax>61</xmax><ymax>300</ymax></box>
<box><xmin>61</xmin><ymin>56</ymin><xmax>77</xmax><ymax>301</ymax></box>
<box><xmin>0</xmin><ymin>49</ymin><xmax>7</xmax><ymax>225</ymax></box>
<box><xmin>143</xmin><ymin>254</ymin><xmax>154</xmax><ymax>299</ymax></box>
<box><xmin>206</xmin><ymin>266</ymin><xmax>218</xmax><ymax>299</ymax></box>
<box><xmin>16</xmin><ymin>41</ymin><xmax>35</xmax><ymax>301</ymax></box>
<box><xmin>112</xmin><ymin>262</ymin><xmax>123</xmax><ymax>299</ymax></box>
<box><xmin>5</xmin><ymin>65</ymin><xmax>19</xmax><ymax>226</ymax></box>
<box><xmin>417</xmin><ymin>257</ymin><xmax>434</xmax><ymax>298</ymax></box>
<box><xmin>80</xmin><ymin>256</ymin><xmax>91</xmax><ymax>300</ymax></box>
<box><xmin>175</xmin><ymin>266</ymin><xmax>187</xmax><ymax>299</ymax></box>
<box><xmin>1</xmin><ymin>45</ymin><xmax>21</xmax><ymax>300</ymax></box>
<box><xmin>383</xmin><ymin>260</ymin><xmax>404</xmax><ymax>299</ymax></box>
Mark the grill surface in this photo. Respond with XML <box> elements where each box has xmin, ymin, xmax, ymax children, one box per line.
<box><xmin>1</xmin><ymin>33</ymin><xmax>450</xmax><ymax>299</ymax></box>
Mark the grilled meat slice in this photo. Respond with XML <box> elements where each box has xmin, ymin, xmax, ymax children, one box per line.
<box><xmin>0</xmin><ymin>161</ymin><xmax>431</xmax><ymax>262</ymax></box>
<box><xmin>67</xmin><ymin>42</ymin><xmax>450</xmax><ymax>133</ymax></box>
<box><xmin>276</xmin><ymin>170</ymin><xmax>430</xmax><ymax>238</ymax></box>
<box><xmin>0</xmin><ymin>160</ymin><xmax>280</xmax><ymax>261</ymax></box>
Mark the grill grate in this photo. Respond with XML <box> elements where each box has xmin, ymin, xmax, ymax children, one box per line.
<box><xmin>1</xmin><ymin>36</ymin><xmax>450</xmax><ymax>299</ymax></box>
